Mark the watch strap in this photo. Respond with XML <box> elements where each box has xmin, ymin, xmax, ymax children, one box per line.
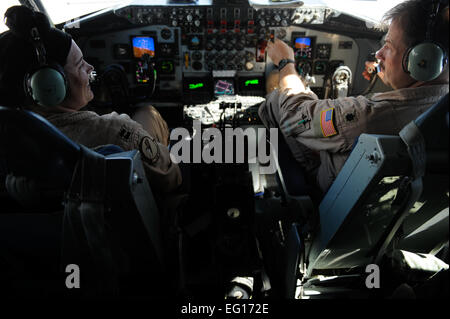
<box><xmin>277</xmin><ymin>59</ymin><xmax>295</xmax><ymax>71</ymax></box>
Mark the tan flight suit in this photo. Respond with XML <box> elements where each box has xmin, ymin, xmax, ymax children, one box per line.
<box><xmin>29</xmin><ymin>106</ymin><xmax>182</xmax><ymax>194</ymax></box>
<box><xmin>259</xmin><ymin>83</ymin><xmax>449</xmax><ymax>192</ymax></box>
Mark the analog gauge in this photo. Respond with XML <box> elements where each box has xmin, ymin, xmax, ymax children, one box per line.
<box><xmin>313</xmin><ymin>60</ymin><xmax>328</xmax><ymax>75</ymax></box>
<box><xmin>245</xmin><ymin>51</ymin><xmax>255</xmax><ymax>61</ymax></box>
<box><xmin>192</xmin><ymin>51</ymin><xmax>202</xmax><ymax>61</ymax></box>
<box><xmin>276</xmin><ymin>29</ymin><xmax>287</xmax><ymax>39</ymax></box>
<box><xmin>316</xmin><ymin>43</ymin><xmax>332</xmax><ymax>59</ymax></box>
<box><xmin>297</xmin><ymin>61</ymin><xmax>312</xmax><ymax>76</ymax></box>
<box><xmin>161</xmin><ymin>28</ymin><xmax>172</xmax><ymax>40</ymax></box>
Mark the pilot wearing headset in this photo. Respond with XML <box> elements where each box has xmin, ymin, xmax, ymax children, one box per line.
<box><xmin>259</xmin><ymin>0</ymin><xmax>449</xmax><ymax>194</ymax></box>
<box><xmin>0</xmin><ymin>6</ymin><xmax>181</xmax><ymax>195</ymax></box>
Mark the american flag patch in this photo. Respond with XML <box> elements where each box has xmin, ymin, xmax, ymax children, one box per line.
<box><xmin>320</xmin><ymin>108</ymin><xmax>337</xmax><ymax>137</ymax></box>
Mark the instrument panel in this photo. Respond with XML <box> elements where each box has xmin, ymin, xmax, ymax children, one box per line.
<box><xmin>76</xmin><ymin>1</ymin><xmax>361</xmax><ymax>107</ymax></box>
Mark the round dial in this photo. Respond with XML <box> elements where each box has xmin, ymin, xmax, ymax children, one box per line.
<box><xmin>297</xmin><ymin>61</ymin><xmax>312</xmax><ymax>76</ymax></box>
<box><xmin>316</xmin><ymin>44</ymin><xmax>332</xmax><ymax>59</ymax></box>
<box><xmin>161</xmin><ymin>28</ymin><xmax>171</xmax><ymax>40</ymax></box>
<box><xmin>313</xmin><ymin>61</ymin><xmax>328</xmax><ymax>74</ymax></box>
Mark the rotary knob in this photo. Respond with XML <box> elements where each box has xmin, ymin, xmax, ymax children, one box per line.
<box><xmin>245</xmin><ymin>51</ymin><xmax>255</xmax><ymax>61</ymax></box>
<box><xmin>161</xmin><ymin>28</ymin><xmax>172</xmax><ymax>40</ymax></box>
<box><xmin>235</xmin><ymin>41</ymin><xmax>245</xmax><ymax>51</ymax></box>
<box><xmin>216</xmin><ymin>53</ymin><xmax>226</xmax><ymax>62</ymax></box>
<box><xmin>146</xmin><ymin>14</ymin><xmax>154</xmax><ymax>24</ymax></box>
<box><xmin>226</xmin><ymin>63</ymin><xmax>235</xmax><ymax>70</ymax></box>
<box><xmin>225</xmin><ymin>41</ymin><xmax>235</xmax><ymax>51</ymax></box>
<box><xmin>226</xmin><ymin>52</ymin><xmax>235</xmax><ymax>60</ymax></box>
<box><xmin>192</xmin><ymin>61</ymin><xmax>203</xmax><ymax>70</ymax></box>
<box><xmin>205</xmin><ymin>52</ymin><xmax>214</xmax><ymax>61</ymax></box>
<box><xmin>245</xmin><ymin>61</ymin><xmax>254</xmax><ymax>71</ymax></box>
<box><xmin>192</xmin><ymin>51</ymin><xmax>202</xmax><ymax>61</ymax></box>
<box><xmin>205</xmin><ymin>41</ymin><xmax>214</xmax><ymax>51</ymax></box>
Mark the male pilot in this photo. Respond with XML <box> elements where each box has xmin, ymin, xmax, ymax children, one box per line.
<box><xmin>259</xmin><ymin>0</ymin><xmax>449</xmax><ymax>193</ymax></box>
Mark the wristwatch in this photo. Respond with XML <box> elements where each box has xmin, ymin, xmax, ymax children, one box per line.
<box><xmin>277</xmin><ymin>58</ymin><xmax>295</xmax><ymax>71</ymax></box>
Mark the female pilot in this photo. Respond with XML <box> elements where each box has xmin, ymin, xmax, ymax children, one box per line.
<box><xmin>0</xmin><ymin>6</ymin><xmax>181</xmax><ymax>195</ymax></box>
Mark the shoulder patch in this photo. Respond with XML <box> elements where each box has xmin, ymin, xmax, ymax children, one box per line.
<box><xmin>119</xmin><ymin>125</ymin><xmax>133</xmax><ymax>142</ymax></box>
<box><xmin>139</xmin><ymin>136</ymin><xmax>160</xmax><ymax>164</ymax></box>
<box><xmin>320</xmin><ymin>108</ymin><xmax>338</xmax><ymax>137</ymax></box>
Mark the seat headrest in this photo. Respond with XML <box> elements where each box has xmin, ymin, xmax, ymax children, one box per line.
<box><xmin>415</xmin><ymin>93</ymin><xmax>449</xmax><ymax>149</ymax></box>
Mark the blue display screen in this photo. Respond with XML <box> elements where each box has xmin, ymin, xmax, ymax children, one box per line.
<box><xmin>294</xmin><ymin>37</ymin><xmax>311</xmax><ymax>49</ymax></box>
<box><xmin>132</xmin><ymin>36</ymin><xmax>155</xmax><ymax>58</ymax></box>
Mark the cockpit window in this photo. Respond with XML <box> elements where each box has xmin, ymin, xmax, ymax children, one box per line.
<box><xmin>1</xmin><ymin>0</ymin><xmax>408</xmax><ymax>31</ymax></box>
<box><xmin>0</xmin><ymin>0</ymin><xmax>20</xmax><ymax>33</ymax></box>
<box><xmin>40</xmin><ymin>0</ymin><xmax>123</xmax><ymax>24</ymax></box>
<box><xmin>315</xmin><ymin>0</ymin><xmax>406</xmax><ymax>24</ymax></box>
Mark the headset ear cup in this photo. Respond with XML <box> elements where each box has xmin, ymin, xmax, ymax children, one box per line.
<box><xmin>406</xmin><ymin>41</ymin><xmax>447</xmax><ymax>81</ymax></box>
<box><xmin>26</xmin><ymin>64</ymin><xmax>67</xmax><ymax>107</ymax></box>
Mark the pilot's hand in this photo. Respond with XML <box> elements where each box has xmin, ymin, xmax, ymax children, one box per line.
<box><xmin>267</xmin><ymin>38</ymin><xmax>295</xmax><ymax>67</ymax></box>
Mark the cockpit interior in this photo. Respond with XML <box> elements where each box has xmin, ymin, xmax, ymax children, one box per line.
<box><xmin>0</xmin><ymin>0</ymin><xmax>448</xmax><ymax>303</ymax></box>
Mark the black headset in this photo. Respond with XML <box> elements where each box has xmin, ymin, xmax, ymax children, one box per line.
<box><xmin>402</xmin><ymin>0</ymin><xmax>448</xmax><ymax>81</ymax></box>
<box><xmin>23</xmin><ymin>25</ymin><xmax>68</xmax><ymax>107</ymax></box>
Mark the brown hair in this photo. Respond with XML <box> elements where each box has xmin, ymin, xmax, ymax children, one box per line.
<box><xmin>383</xmin><ymin>0</ymin><xmax>449</xmax><ymax>52</ymax></box>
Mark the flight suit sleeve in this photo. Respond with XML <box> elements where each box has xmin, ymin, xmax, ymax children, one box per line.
<box><xmin>90</xmin><ymin>113</ymin><xmax>182</xmax><ymax>194</ymax></box>
<box><xmin>260</xmin><ymin>88</ymin><xmax>376</xmax><ymax>153</ymax></box>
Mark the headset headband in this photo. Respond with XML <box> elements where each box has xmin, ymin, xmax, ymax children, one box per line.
<box><xmin>29</xmin><ymin>26</ymin><xmax>47</xmax><ymax>66</ymax></box>
<box><xmin>426</xmin><ymin>1</ymin><xmax>441</xmax><ymax>41</ymax></box>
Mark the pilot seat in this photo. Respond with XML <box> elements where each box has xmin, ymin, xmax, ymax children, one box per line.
<box><xmin>260</xmin><ymin>93</ymin><xmax>449</xmax><ymax>298</ymax></box>
<box><xmin>0</xmin><ymin>106</ymin><xmax>167</xmax><ymax>298</ymax></box>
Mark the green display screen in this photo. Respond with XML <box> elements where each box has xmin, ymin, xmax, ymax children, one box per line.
<box><xmin>189</xmin><ymin>83</ymin><xmax>204</xmax><ymax>90</ymax></box>
<box><xmin>245</xmin><ymin>79</ymin><xmax>259</xmax><ymax>86</ymax></box>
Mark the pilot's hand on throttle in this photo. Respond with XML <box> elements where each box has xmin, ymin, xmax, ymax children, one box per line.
<box><xmin>267</xmin><ymin>38</ymin><xmax>295</xmax><ymax>67</ymax></box>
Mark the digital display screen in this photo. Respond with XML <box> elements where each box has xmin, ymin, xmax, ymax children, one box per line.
<box><xmin>188</xmin><ymin>35</ymin><xmax>203</xmax><ymax>50</ymax></box>
<box><xmin>183</xmin><ymin>77</ymin><xmax>213</xmax><ymax>103</ymax></box>
<box><xmin>132</xmin><ymin>36</ymin><xmax>155</xmax><ymax>58</ymax></box>
<box><xmin>214</xmin><ymin>79</ymin><xmax>235</xmax><ymax>96</ymax></box>
<box><xmin>188</xmin><ymin>82</ymin><xmax>205</xmax><ymax>90</ymax></box>
<box><xmin>293</xmin><ymin>37</ymin><xmax>314</xmax><ymax>59</ymax></box>
<box><xmin>237</xmin><ymin>76</ymin><xmax>265</xmax><ymax>95</ymax></box>
<box><xmin>294</xmin><ymin>37</ymin><xmax>311</xmax><ymax>49</ymax></box>
<box><xmin>135</xmin><ymin>61</ymin><xmax>151</xmax><ymax>83</ymax></box>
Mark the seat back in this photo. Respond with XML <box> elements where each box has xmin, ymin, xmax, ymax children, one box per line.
<box><xmin>306</xmin><ymin>93</ymin><xmax>449</xmax><ymax>276</ymax></box>
<box><xmin>0</xmin><ymin>106</ymin><xmax>166</xmax><ymax>297</ymax></box>
<box><xmin>0</xmin><ymin>106</ymin><xmax>80</xmax><ymax>188</ymax></box>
